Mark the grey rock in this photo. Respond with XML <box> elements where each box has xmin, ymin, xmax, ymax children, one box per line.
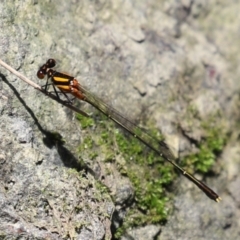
<box><xmin>0</xmin><ymin>0</ymin><xmax>240</xmax><ymax>239</ymax></box>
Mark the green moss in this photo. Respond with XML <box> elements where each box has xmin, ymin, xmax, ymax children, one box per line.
<box><xmin>75</xmin><ymin>109</ymin><xmax>227</xmax><ymax>238</ymax></box>
<box><xmin>95</xmin><ymin>181</ymin><xmax>111</xmax><ymax>197</ymax></box>
<box><xmin>76</xmin><ymin>112</ymin><xmax>175</xmax><ymax>236</ymax></box>
<box><xmin>76</xmin><ymin>113</ymin><xmax>94</xmax><ymax>129</ymax></box>
<box><xmin>119</xmin><ymin>150</ymin><xmax>174</xmax><ymax>229</ymax></box>
<box><xmin>183</xmin><ymin>116</ymin><xmax>227</xmax><ymax>173</ymax></box>
<box><xmin>115</xmin><ymin>131</ymin><xmax>143</xmax><ymax>156</ymax></box>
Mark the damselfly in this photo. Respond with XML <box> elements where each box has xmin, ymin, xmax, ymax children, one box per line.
<box><xmin>37</xmin><ymin>59</ymin><xmax>221</xmax><ymax>202</ymax></box>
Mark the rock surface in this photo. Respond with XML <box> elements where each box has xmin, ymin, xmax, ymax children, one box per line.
<box><xmin>0</xmin><ymin>0</ymin><xmax>240</xmax><ymax>239</ymax></box>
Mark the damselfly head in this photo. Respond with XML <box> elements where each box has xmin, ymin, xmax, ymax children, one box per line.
<box><xmin>37</xmin><ymin>59</ymin><xmax>56</xmax><ymax>79</ymax></box>
<box><xmin>37</xmin><ymin>70</ymin><xmax>45</xmax><ymax>79</ymax></box>
<box><xmin>37</xmin><ymin>66</ymin><xmax>47</xmax><ymax>79</ymax></box>
<box><xmin>46</xmin><ymin>59</ymin><xmax>56</xmax><ymax>68</ymax></box>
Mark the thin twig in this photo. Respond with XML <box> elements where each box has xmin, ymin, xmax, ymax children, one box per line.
<box><xmin>0</xmin><ymin>58</ymin><xmax>90</xmax><ymax>117</ymax></box>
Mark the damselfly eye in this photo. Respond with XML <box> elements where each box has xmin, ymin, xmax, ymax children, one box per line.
<box><xmin>46</xmin><ymin>59</ymin><xmax>56</xmax><ymax>68</ymax></box>
<box><xmin>37</xmin><ymin>70</ymin><xmax>45</xmax><ymax>79</ymax></box>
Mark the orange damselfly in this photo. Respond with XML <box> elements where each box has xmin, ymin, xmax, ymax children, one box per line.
<box><xmin>37</xmin><ymin>59</ymin><xmax>221</xmax><ymax>202</ymax></box>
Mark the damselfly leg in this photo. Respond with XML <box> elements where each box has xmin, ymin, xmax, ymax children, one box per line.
<box><xmin>37</xmin><ymin>60</ymin><xmax>79</xmax><ymax>105</ymax></box>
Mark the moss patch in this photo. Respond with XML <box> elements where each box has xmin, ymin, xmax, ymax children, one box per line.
<box><xmin>76</xmin><ymin>112</ymin><xmax>175</xmax><ymax>235</ymax></box>
<box><xmin>75</xmin><ymin>110</ymin><xmax>226</xmax><ymax>238</ymax></box>
<box><xmin>182</xmin><ymin>114</ymin><xmax>227</xmax><ymax>174</ymax></box>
